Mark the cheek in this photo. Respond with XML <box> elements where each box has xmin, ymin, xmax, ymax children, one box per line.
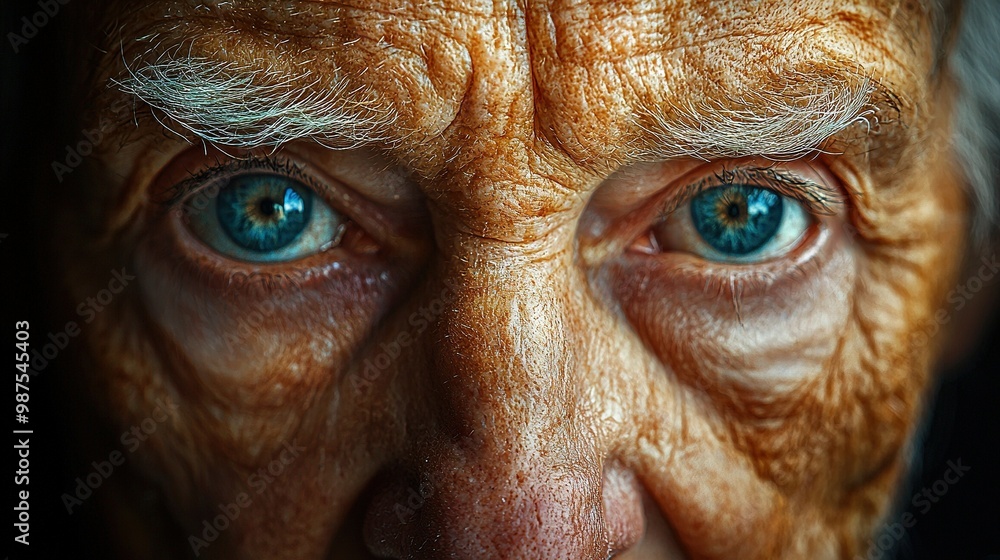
<box><xmin>610</xmin><ymin>222</ymin><xmax>856</xmax><ymax>395</ymax></box>
<box><xmin>122</xmin><ymin>212</ymin><xmax>418</xmax><ymax>477</ymax></box>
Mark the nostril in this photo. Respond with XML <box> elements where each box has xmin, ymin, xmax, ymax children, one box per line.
<box><xmin>612</xmin><ymin>484</ymin><xmax>691</xmax><ymax>560</ymax></box>
<box><xmin>602</xmin><ymin>461</ymin><xmax>647</xmax><ymax>555</ymax></box>
<box><xmin>326</xmin><ymin>492</ymin><xmax>380</xmax><ymax>560</ymax></box>
<box><xmin>362</xmin><ymin>471</ymin><xmax>435</xmax><ymax>559</ymax></box>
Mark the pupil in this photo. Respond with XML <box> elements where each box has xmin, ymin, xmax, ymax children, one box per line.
<box><xmin>690</xmin><ymin>184</ymin><xmax>783</xmax><ymax>256</ymax></box>
<box><xmin>216</xmin><ymin>177</ymin><xmax>312</xmax><ymax>253</ymax></box>
<box><xmin>258</xmin><ymin>198</ymin><xmax>278</xmax><ymax>217</ymax></box>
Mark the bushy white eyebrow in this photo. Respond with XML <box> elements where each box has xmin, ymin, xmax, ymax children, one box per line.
<box><xmin>114</xmin><ymin>56</ymin><xmax>397</xmax><ymax>149</ymax></box>
<box><xmin>636</xmin><ymin>71</ymin><xmax>878</xmax><ymax>162</ymax></box>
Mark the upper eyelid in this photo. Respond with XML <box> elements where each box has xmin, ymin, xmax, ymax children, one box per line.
<box><xmin>159</xmin><ymin>152</ymin><xmax>402</xmax><ymax>246</ymax></box>
<box><xmin>159</xmin><ymin>155</ymin><xmax>323</xmax><ymax>207</ymax></box>
<box><xmin>657</xmin><ymin>165</ymin><xmax>844</xmax><ymax>220</ymax></box>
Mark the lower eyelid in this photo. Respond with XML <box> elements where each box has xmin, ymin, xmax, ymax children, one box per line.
<box><xmin>617</xmin><ymin>217</ymin><xmax>840</xmax><ymax>302</ymax></box>
<box><xmin>154</xmin><ymin>206</ymin><xmax>391</xmax><ymax>295</ymax></box>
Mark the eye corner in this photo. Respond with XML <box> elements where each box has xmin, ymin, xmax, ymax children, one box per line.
<box><xmin>153</xmin><ymin>150</ymin><xmax>355</xmax><ymax>264</ymax></box>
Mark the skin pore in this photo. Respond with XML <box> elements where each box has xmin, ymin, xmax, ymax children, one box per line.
<box><xmin>56</xmin><ymin>0</ymin><xmax>968</xmax><ymax>558</ymax></box>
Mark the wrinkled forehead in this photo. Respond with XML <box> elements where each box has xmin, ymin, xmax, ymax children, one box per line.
<box><xmin>85</xmin><ymin>0</ymin><xmax>947</xmax><ymax>175</ymax></box>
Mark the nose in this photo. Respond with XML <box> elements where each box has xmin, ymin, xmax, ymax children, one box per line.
<box><xmin>362</xmin><ymin>242</ymin><xmax>645</xmax><ymax>559</ymax></box>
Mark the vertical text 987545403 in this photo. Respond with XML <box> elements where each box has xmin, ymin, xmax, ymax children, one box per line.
<box><xmin>15</xmin><ymin>319</ymin><xmax>33</xmax><ymax>546</ymax></box>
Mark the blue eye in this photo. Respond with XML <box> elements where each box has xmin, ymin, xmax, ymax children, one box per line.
<box><xmin>216</xmin><ymin>176</ymin><xmax>312</xmax><ymax>252</ymax></box>
<box><xmin>690</xmin><ymin>185</ymin><xmax>783</xmax><ymax>256</ymax></box>
<box><xmin>653</xmin><ymin>183</ymin><xmax>811</xmax><ymax>263</ymax></box>
<box><xmin>185</xmin><ymin>173</ymin><xmax>346</xmax><ymax>263</ymax></box>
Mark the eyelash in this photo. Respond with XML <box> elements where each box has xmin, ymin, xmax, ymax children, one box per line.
<box><xmin>159</xmin><ymin>155</ymin><xmax>325</xmax><ymax>208</ymax></box>
<box><xmin>655</xmin><ymin>165</ymin><xmax>843</xmax><ymax>222</ymax></box>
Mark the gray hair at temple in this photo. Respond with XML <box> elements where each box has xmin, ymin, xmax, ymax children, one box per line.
<box><xmin>951</xmin><ymin>0</ymin><xmax>1000</xmax><ymax>244</ymax></box>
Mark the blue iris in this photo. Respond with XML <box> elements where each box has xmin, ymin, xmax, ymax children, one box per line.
<box><xmin>690</xmin><ymin>184</ymin><xmax>783</xmax><ymax>255</ymax></box>
<box><xmin>216</xmin><ymin>175</ymin><xmax>312</xmax><ymax>252</ymax></box>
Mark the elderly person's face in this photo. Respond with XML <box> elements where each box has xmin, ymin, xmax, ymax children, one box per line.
<box><xmin>59</xmin><ymin>0</ymin><xmax>971</xmax><ymax>558</ymax></box>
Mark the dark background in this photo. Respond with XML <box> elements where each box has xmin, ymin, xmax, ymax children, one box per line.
<box><xmin>3</xmin><ymin>1</ymin><xmax>997</xmax><ymax>558</ymax></box>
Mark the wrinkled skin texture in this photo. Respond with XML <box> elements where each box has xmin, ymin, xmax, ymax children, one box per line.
<box><xmin>56</xmin><ymin>0</ymin><xmax>968</xmax><ymax>558</ymax></box>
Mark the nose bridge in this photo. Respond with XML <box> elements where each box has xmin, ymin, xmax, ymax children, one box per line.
<box><xmin>411</xmin><ymin>61</ymin><xmax>595</xmax><ymax>449</ymax></box>
<box><xmin>428</xmin><ymin>232</ymin><xmax>579</xmax><ymax>440</ymax></box>
<box><xmin>364</xmin><ymin>234</ymin><xmax>627</xmax><ymax>559</ymax></box>
<box><xmin>362</xmin><ymin>69</ymin><xmax>633</xmax><ymax>551</ymax></box>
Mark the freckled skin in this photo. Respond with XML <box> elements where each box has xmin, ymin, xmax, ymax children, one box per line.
<box><xmin>56</xmin><ymin>1</ymin><xmax>967</xmax><ymax>559</ymax></box>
